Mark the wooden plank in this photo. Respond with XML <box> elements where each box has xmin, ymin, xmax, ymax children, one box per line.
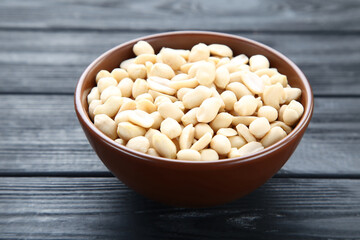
<box><xmin>1</xmin><ymin>31</ymin><xmax>360</xmax><ymax>95</ymax></box>
<box><xmin>0</xmin><ymin>95</ymin><xmax>359</xmax><ymax>175</ymax></box>
<box><xmin>0</xmin><ymin>0</ymin><xmax>360</xmax><ymax>31</ymax></box>
<box><xmin>0</xmin><ymin>177</ymin><xmax>359</xmax><ymax>239</ymax></box>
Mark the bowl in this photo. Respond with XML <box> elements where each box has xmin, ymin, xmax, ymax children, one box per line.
<box><xmin>74</xmin><ymin>31</ymin><xmax>314</xmax><ymax>207</ymax></box>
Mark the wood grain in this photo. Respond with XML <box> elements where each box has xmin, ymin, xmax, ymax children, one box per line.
<box><xmin>0</xmin><ymin>0</ymin><xmax>360</xmax><ymax>31</ymax></box>
<box><xmin>1</xmin><ymin>31</ymin><xmax>360</xmax><ymax>95</ymax></box>
<box><xmin>1</xmin><ymin>95</ymin><xmax>359</xmax><ymax>175</ymax></box>
<box><xmin>0</xmin><ymin>177</ymin><xmax>359</xmax><ymax>240</ymax></box>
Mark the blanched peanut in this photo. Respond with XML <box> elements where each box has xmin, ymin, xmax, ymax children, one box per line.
<box><xmin>147</xmin><ymin>148</ymin><xmax>160</xmax><ymax>157</ymax></box>
<box><xmin>117</xmin><ymin>122</ymin><xmax>146</xmax><ymax>141</ymax></box>
<box><xmin>197</xmin><ymin>97</ymin><xmax>222</xmax><ymax>123</ymax></box>
<box><xmin>134</xmin><ymin>54</ymin><xmax>157</xmax><ymax>64</ymax></box>
<box><xmin>228</xmin><ymin>148</ymin><xmax>241</xmax><ymax>158</ymax></box>
<box><xmin>119</xmin><ymin>98</ymin><xmax>136</xmax><ymax>112</ymax></box>
<box><xmin>217</xmin><ymin>128</ymin><xmax>237</xmax><ymax>137</ymax></box>
<box><xmin>191</xmin><ymin>132</ymin><xmax>212</xmax><ymax>151</ymax></box>
<box><xmin>180</xmin><ymin>62</ymin><xmax>194</xmax><ymax>73</ymax></box>
<box><xmin>96</xmin><ymin>70</ymin><xmax>111</xmax><ymax>83</ymax></box>
<box><xmin>114</xmin><ymin>110</ymin><xmax>132</xmax><ymax>125</ymax></box>
<box><xmin>145</xmin><ymin>129</ymin><xmax>161</xmax><ymax>147</ymax></box>
<box><xmin>232</xmin><ymin>116</ymin><xmax>258</xmax><ymax>126</ymax></box>
<box><xmin>126</xmin><ymin>136</ymin><xmax>150</xmax><ymax>153</ymax></box>
<box><xmin>216</xmin><ymin>57</ymin><xmax>231</xmax><ymax>68</ymax></box>
<box><xmin>214</xmin><ymin>66</ymin><xmax>230</xmax><ymax>89</ymax></box>
<box><xmin>152</xmin><ymin>133</ymin><xmax>177</xmax><ymax>159</ymax></box>
<box><xmin>94</xmin><ymin>96</ymin><xmax>122</xmax><ymax>118</ymax></box>
<box><xmin>117</xmin><ymin>78</ymin><xmax>133</xmax><ymax>98</ymax></box>
<box><xmin>189</xmin><ymin>43</ymin><xmax>210</xmax><ymax>62</ymax></box>
<box><xmin>200</xmin><ymin>149</ymin><xmax>219</xmax><ymax>161</ymax></box>
<box><xmin>135</xmin><ymin>93</ymin><xmax>153</xmax><ymax>102</ymax></box>
<box><xmin>154</xmin><ymin>95</ymin><xmax>172</xmax><ymax>107</ymax></box>
<box><xmin>150</xmin><ymin>111</ymin><xmax>163</xmax><ymax>129</ymax></box>
<box><xmin>234</xmin><ymin>95</ymin><xmax>258</xmax><ymax>116</ymax></box>
<box><xmin>210</xmin><ymin>135</ymin><xmax>231</xmax><ymax>155</ymax></box>
<box><xmin>188</xmin><ymin>60</ymin><xmax>215</xmax><ymax>77</ymax></box>
<box><xmin>179</xmin><ymin>108</ymin><xmax>197</xmax><ymax>126</ymax></box>
<box><xmin>270</xmin><ymin>121</ymin><xmax>292</xmax><ymax>134</ymax></box>
<box><xmin>182</xmin><ymin>86</ymin><xmax>212</xmax><ymax>109</ymax></box>
<box><xmin>160</xmin><ymin>118</ymin><xmax>182</xmax><ymax>139</ymax></box>
<box><xmin>236</xmin><ymin>124</ymin><xmax>256</xmax><ymax>142</ymax></box>
<box><xmin>261</xmin><ymin>126</ymin><xmax>287</xmax><ymax>147</ymax></box>
<box><xmin>208</xmin><ymin>56</ymin><xmax>220</xmax><ymax>65</ymax></box>
<box><xmin>176</xmin><ymin>87</ymin><xmax>192</xmax><ymax>101</ymax></box>
<box><xmin>226</xmin><ymin>82</ymin><xmax>252</xmax><ymax>99</ymax></box>
<box><xmin>169</xmin><ymin>78</ymin><xmax>198</xmax><ymax>90</ymax></box>
<box><xmin>87</xmin><ymin>87</ymin><xmax>100</xmax><ymax>105</ymax></box>
<box><xmin>115</xmin><ymin>138</ymin><xmax>124</xmax><ymax>145</ymax></box>
<box><xmin>132</xmin><ymin>79</ymin><xmax>149</xmax><ymax>98</ymax></box>
<box><xmin>241</xmin><ymin>72</ymin><xmax>264</xmax><ymax>94</ymax></box>
<box><xmin>161</xmin><ymin>48</ymin><xmax>187</xmax><ymax>71</ymax></box>
<box><xmin>136</xmin><ymin>99</ymin><xmax>156</xmax><ymax>113</ymax></box>
<box><xmin>111</xmin><ymin>68</ymin><xmax>129</xmax><ymax>82</ymax></box>
<box><xmin>209</xmin><ymin>44</ymin><xmax>233</xmax><ymax>58</ymax></box>
<box><xmin>249</xmin><ymin>117</ymin><xmax>270</xmax><ymax>139</ymax></box>
<box><xmin>100</xmin><ymin>85</ymin><xmax>122</xmax><ymax>102</ymax></box>
<box><xmin>231</xmin><ymin>54</ymin><xmax>249</xmax><ymax>65</ymax></box>
<box><xmin>145</xmin><ymin>61</ymin><xmax>153</xmax><ymax>75</ymax></box>
<box><xmin>147</xmin><ymin>76</ymin><xmax>176</xmax><ymax>95</ymax></box>
<box><xmin>177</xmin><ymin>149</ymin><xmax>201</xmax><ymax>161</ymax></box>
<box><xmin>149</xmin><ymin>63</ymin><xmax>175</xmax><ymax>79</ymax></box>
<box><xmin>174</xmin><ymin>101</ymin><xmax>185</xmax><ymax>112</ymax></box>
<box><xmin>127</xmin><ymin>64</ymin><xmax>147</xmax><ymax>80</ymax></box>
<box><xmin>148</xmin><ymin>89</ymin><xmax>177</xmax><ymax>102</ymax></box>
<box><xmin>97</xmin><ymin>77</ymin><xmax>118</xmax><ymax>93</ymax></box>
<box><xmin>229</xmin><ymin>136</ymin><xmax>246</xmax><ymax>148</ymax></box>
<box><xmin>288</xmin><ymin>100</ymin><xmax>304</xmax><ymax>116</ymax></box>
<box><xmin>88</xmin><ymin>100</ymin><xmax>102</xmax><ymax>120</ymax></box>
<box><xmin>238</xmin><ymin>142</ymin><xmax>264</xmax><ymax>156</ymax></box>
<box><xmin>256</xmin><ymin>97</ymin><xmax>263</xmax><ymax>111</ymax></box>
<box><xmin>209</xmin><ymin>112</ymin><xmax>233</xmax><ymax>132</ymax></box>
<box><xmin>158</xmin><ymin>102</ymin><xmax>184</xmax><ymax>122</ymax></box>
<box><xmin>94</xmin><ymin>114</ymin><xmax>118</xmax><ymax>140</ymax></box>
<box><xmin>221</xmin><ymin>90</ymin><xmax>237</xmax><ymax>111</ymax></box>
<box><xmin>133</xmin><ymin>41</ymin><xmax>155</xmax><ymax>56</ymax></box>
<box><xmin>278</xmin><ymin>104</ymin><xmax>287</xmax><ymax>122</ymax></box>
<box><xmin>179</xmin><ymin>124</ymin><xmax>195</xmax><ymax>150</ymax></box>
<box><xmin>194</xmin><ymin>123</ymin><xmax>214</xmax><ymax>139</ymax></box>
<box><xmin>263</xmin><ymin>83</ymin><xmax>285</xmax><ymax>110</ymax></box>
<box><xmin>249</xmin><ymin>55</ymin><xmax>270</xmax><ymax>72</ymax></box>
<box><xmin>195</xmin><ymin>66</ymin><xmax>216</xmax><ymax>87</ymax></box>
<box><xmin>284</xmin><ymin>87</ymin><xmax>301</xmax><ymax>104</ymax></box>
<box><xmin>128</xmin><ymin>110</ymin><xmax>154</xmax><ymax>128</ymax></box>
<box><xmin>283</xmin><ymin>100</ymin><xmax>304</xmax><ymax>126</ymax></box>
<box><xmin>171</xmin><ymin>73</ymin><xmax>189</xmax><ymax>81</ymax></box>
<box><xmin>255</xmin><ymin>68</ymin><xmax>278</xmax><ymax>77</ymax></box>
<box><xmin>120</xmin><ymin>58</ymin><xmax>135</xmax><ymax>71</ymax></box>
<box><xmin>270</xmin><ymin>74</ymin><xmax>288</xmax><ymax>87</ymax></box>
<box><xmin>258</xmin><ymin>106</ymin><xmax>278</xmax><ymax>122</ymax></box>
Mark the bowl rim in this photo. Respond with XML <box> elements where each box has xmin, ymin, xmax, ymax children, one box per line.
<box><xmin>75</xmin><ymin>30</ymin><xmax>314</xmax><ymax>166</ymax></box>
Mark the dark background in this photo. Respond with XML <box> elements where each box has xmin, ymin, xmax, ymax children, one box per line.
<box><xmin>0</xmin><ymin>0</ymin><xmax>359</xmax><ymax>239</ymax></box>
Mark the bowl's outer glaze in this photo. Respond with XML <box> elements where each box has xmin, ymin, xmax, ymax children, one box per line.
<box><xmin>75</xmin><ymin>31</ymin><xmax>313</xmax><ymax>207</ymax></box>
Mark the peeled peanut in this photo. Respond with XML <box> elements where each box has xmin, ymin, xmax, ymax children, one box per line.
<box><xmin>261</xmin><ymin>126</ymin><xmax>287</xmax><ymax>147</ymax></box>
<box><xmin>209</xmin><ymin>112</ymin><xmax>233</xmax><ymax>132</ymax></box>
<box><xmin>228</xmin><ymin>148</ymin><xmax>242</xmax><ymax>158</ymax></box>
<box><xmin>147</xmin><ymin>76</ymin><xmax>176</xmax><ymax>95</ymax></box>
<box><xmin>177</xmin><ymin>149</ymin><xmax>201</xmax><ymax>161</ymax></box>
<box><xmin>147</xmin><ymin>148</ymin><xmax>160</xmax><ymax>157</ymax></box>
<box><xmin>196</xmin><ymin>97</ymin><xmax>222</xmax><ymax>123</ymax></box>
<box><xmin>217</xmin><ymin>128</ymin><xmax>237</xmax><ymax>137</ymax></box>
<box><xmin>135</xmin><ymin>93</ymin><xmax>153</xmax><ymax>102</ymax></box>
<box><xmin>209</xmin><ymin>44</ymin><xmax>233</xmax><ymax>58</ymax></box>
<box><xmin>149</xmin><ymin>63</ymin><xmax>175</xmax><ymax>79</ymax></box>
<box><xmin>191</xmin><ymin>132</ymin><xmax>212</xmax><ymax>151</ymax></box>
<box><xmin>229</xmin><ymin>136</ymin><xmax>246</xmax><ymax>148</ymax></box>
<box><xmin>115</xmin><ymin>138</ymin><xmax>124</xmax><ymax>145</ymax></box>
<box><xmin>87</xmin><ymin>87</ymin><xmax>100</xmax><ymax>105</ymax></box>
<box><xmin>150</xmin><ymin>111</ymin><xmax>163</xmax><ymax>129</ymax></box>
<box><xmin>232</xmin><ymin>116</ymin><xmax>258</xmax><ymax>126</ymax></box>
<box><xmin>270</xmin><ymin>74</ymin><xmax>288</xmax><ymax>87</ymax></box>
<box><xmin>226</xmin><ymin>82</ymin><xmax>252</xmax><ymax>99</ymax></box>
<box><xmin>158</xmin><ymin>102</ymin><xmax>184</xmax><ymax>122</ymax></box>
<box><xmin>221</xmin><ymin>90</ymin><xmax>237</xmax><ymax>111</ymax></box>
<box><xmin>152</xmin><ymin>133</ymin><xmax>177</xmax><ymax>159</ymax></box>
<box><xmin>210</xmin><ymin>135</ymin><xmax>231</xmax><ymax>155</ymax></box>
<box><xmin>215</xmin><ymin>66</ymin><xmax>230</xmax><ymax>89</ymax></box>
<box><xmin>189</xmin><ymin>43</ymin><xmax>210</xmax><ymax>62</ymax></box>
<box><xmin>255</xmin><ymin>68</ymin><xmax>278</xmax><ymax>77</ymax></box>
<box><xmin>128</xmin><ymin>110</ymin><xmax>154</xmax><ymax>128</ymax></box>
<box><xmin>231</xmin><ymin>54</ymin><xmax>249</xmax><ymax>65</ymax></box>
<box><xmin>249</xmin><ymin>55</ymin><xmax>270</xmax><ymax>72</ymax></box>
<box><xmin>96</xmin><ymin>70</ymin><xmax>111</xmax><ymax>83</ymax></box>
<box><xmin>94</xmin><ymin>114</ymin><xmax>118</xmax><ymax>140</ymax></box>
<box><xmin>120</xmin><ymin>58</ymin><xmax>135</xmax><ymax>71</ymax></box>
<box><xmin>177</xmin><ymin>87</ymin><xmax>192</xmax><ymax>101</ymax></box>
<box><xmin>97</xmin><ymin>77</ymin><xmax>118</xmax><ymax>93</ymax></box>
<box><xmin>88</xmin><ymin>100</ymin><xmax>102</xmax><ymax>120</ymax></box>
<box><xmin>238</xmin><ymin>142</ymin><xmax>264</xmax><ymax>156</ymax></box>
<box><xmin>194</xmin><ymin>123</ymin><xmax>214</xmax><ymax>139</ymax></box>
<box><xmin>145</xmin><ymin>129</ymin><xmax>161</xmax><ymax>147</ymax></box>
<box><xmin>200</xmin><ymin>149</ymin><xmax>219</xmax><ymax>161</ymax></box>
<box><xmin>119</xmin><ymin>98</ymin><xmax>136</xmax><ymax>112</ymax></box>
<box><xmin>179</xmin><ymin>124</ymin><xmax>195</xmax><ymax>150</ymax></box>
<box><xmin>126</xmin><ymin>136</ymin><xmax>150</xmax><ymax>153</ymax></box>
<box><xmin>148</xmin><ymin>90</ymin><xmax>177</xmax><ymax>102</ymax></box>
<box><xmin>100</xmin><ymin>85</ymin><xmax>122</xmax><ymax>102</ymax></box>
<box><xmin>263</xmin><ymin>83</ymin><xmax>285</xmax><ymax>110</ymax></box>
<box><xmin>257</xmin><ymin>106</ymin><xmax>278</xmax><ymax>122</ymax></box>
<box><xmin>249</xmin><ymin>117</ymin><xmax>270</xmax><ymax>139</ymax></box>
<box><xmin>161</xmin><ymin>48</ymin><xmax>187</xmax><ymax>71</ymax></box>
<box><xmin>94</xmin><ymin>96</ymin><xmax>122</xmax><ymax>118</ymax></box>
<box><xmin>234</xmin><ymin>95</ymin><xmax>258</xmax><ymax>116</ymax></box>
<box><xmin>114</xmin><ymin>110</ymin><xmax>132</xmax><ymax>125</ymax></box>
<box><xmin>111</xmin><ymin>68</ymin><xmax>129</xmax><ymax>82</ymax></box>
<box><xmin>134</xmin><ymin>54</ymin><xmax>157</xmax><ymax>64</ymax></box>
<box><xmin>136</xmin><ymin>99</ymin><xmax>156</xmax><ymax>113</ymax></box>
<box><xmin>169</xmin><ymin>78</ymin><xmax>198</xmax><ymax>90</ymax></box>
<box><xmin>236</xmin><ymin>124</ymin><xmax>256</xmax><ymax>142</ymax></box>
<box><xmin>195</xmin><ymin>65</ymin><xmax>216</xmax><ymax>87</ymax></box>
<box><xmin>182</xmin><ymin>86</ymin><xmax>212</xmax><ymax>109</ymax></box>
<box><xmin>117</xmin><ymin>122</ymin><xmax>146</xmax><ymax>141</ymax></box>
<box><xmin>283</xmin><ymin>100</ymin><xmax>304</xmax><ymax>126</ymax></box>
<box><xmin>133</xmin><ymin>41</ymin><xmax>155</xmax><ymax>56</ymax></box>
<box><xmin>284</xmin><ymin>87</ymin><xmax>301</xmax><ymax>104</ymax></box>
<box><xmin>270</xmin><ymin>121</ymin><xmax>292</xmax><ymax>134</ymax></box>
<box><xmin>171</xmin><ymin>73</ymin><xmax>189</xmax><ymax>81</ymax></box>
<box><xmin>117</xmin><ymin>78</ymin><xmax>133</xmax><ymax>98</ymax></box>
<box><xmin>181</xmin><ymin>107</ymin><xmax>199</xmax><ymax>126</ymax></box>
<box><xmin>160</xmin><ymin>118</ymin><xmax>182</xmax><ymax>139</ymax></box>
<box><xmin>241</xmin><ymin>72</ymin><xmax>264</xmax><ymax>94</ymax></box>
<box><xmin>154</xmin><ymin>95</ymin><xmax>172</xmax><ymax>107</ymax></box>
<box><xmin>127</xmin><ymin>64</ymin><xmax>147</xmax><ymax>80</ymax></box>
<box><xmin>132</xmin><ymin>79</ymin><xmax>149</xmax><ymax>98</ymax></box>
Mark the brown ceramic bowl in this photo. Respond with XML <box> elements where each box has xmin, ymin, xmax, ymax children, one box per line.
<box><xmin>74</xmin><ymin>31</ymin><xmax>314</xmax><ymax>207</ymax></box>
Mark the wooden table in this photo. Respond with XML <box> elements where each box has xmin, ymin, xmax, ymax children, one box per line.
<box><xmin>1</xmin><ymin>0</ymin><xmax>360</xmax><ymax>239</ymax></box>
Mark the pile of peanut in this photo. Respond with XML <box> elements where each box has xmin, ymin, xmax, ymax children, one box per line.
<box><xmin>87</xmin><ymin>40</ymin><xmax>304</xmax><ymax>161</ymax></box>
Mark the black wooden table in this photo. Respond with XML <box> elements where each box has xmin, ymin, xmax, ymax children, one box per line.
<box><xmin>1</xmin><ymin>1</ymin><xmax>360</xmax><ymax>239</ymax></box>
